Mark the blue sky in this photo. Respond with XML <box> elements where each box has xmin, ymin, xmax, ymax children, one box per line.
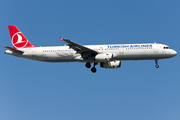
<box><xmin>0</xmin><ymin>0</ymin><xmax>180</xmax><ymax>120</ymax></box>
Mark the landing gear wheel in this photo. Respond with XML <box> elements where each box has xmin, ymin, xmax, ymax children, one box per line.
<box><xmin>91</xmin><ymin>67</ymin><xmax>97</xmax><ymax>73</ymax></box>
<box><xmin>155</xmin><ymin>65</ymin><xmax>159</xmax><ymax>68</ymax></box>
<box><xmin>155</xmin><ymin>59</ymin><xmax>159</xmax><ymax>68</ymax></box>
<box><xmin>85</xmin><ymin>62</ymin><xmax>91</xmax><ymax>68</ymax></box>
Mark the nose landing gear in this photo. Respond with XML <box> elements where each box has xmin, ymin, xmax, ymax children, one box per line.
<box><xmin>155</xmin><ymin>59</ymin><xmax>159</xmax><ymax>68</ymax></box>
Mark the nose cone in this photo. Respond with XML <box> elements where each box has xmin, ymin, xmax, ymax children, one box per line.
<box><xmin>172</xmin><ymin>50</ymin><xmax>177</xmax><ymax>57</ymax></box>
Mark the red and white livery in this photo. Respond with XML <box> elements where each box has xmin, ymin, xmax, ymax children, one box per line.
<box><xmin>4</xmin><ymin>25</ymin><xmax>177</xmax><ymax>73</ymax></box>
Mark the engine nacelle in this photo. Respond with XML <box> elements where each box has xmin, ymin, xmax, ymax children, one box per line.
<box><xmin>100</xmin><ymin>61</ymin><xmax>121</xmax><ymax>69</ymax></box>
<box><xmin>95</xmin><ymin>53</ymin><xmax>113</xmax><ymax>62</ymax></box>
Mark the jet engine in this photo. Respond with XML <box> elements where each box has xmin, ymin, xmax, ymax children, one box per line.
<box><xmin>95</xmin><ymin>53</ymin><xmax>113</xmax><ymax>62</ymax></box>
<box><xmin>100</xmin><ymin>60</ymin><xmax>121</xmax><ymax>69</ymax></box>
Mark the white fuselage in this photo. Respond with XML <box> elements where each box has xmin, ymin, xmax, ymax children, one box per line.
<box><xmin>5</xmin><ymin>43</ymin><xmax>177</xmax><ymax>62</ymax></box>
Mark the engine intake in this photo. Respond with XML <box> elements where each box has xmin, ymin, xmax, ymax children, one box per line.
<box><xmin>100</xmin><ymin>61</ymin><xmax>121</xmax><ymax>69</ymax></box>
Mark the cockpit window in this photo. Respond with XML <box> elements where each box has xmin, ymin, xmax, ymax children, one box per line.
<box><xmin>163</xmin><ymin>47</ymin><xmax>171</xmax><ymax>49</ymax></box>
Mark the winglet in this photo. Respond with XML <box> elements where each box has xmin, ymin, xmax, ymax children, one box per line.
<box><xmin>60</xmin><ymin>37</ymin><xmax>64</xmax><ymax>41</ymax></box>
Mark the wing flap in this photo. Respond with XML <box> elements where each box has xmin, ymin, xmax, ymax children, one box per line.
<box><xmin>62</xmin><ymin>39</ymin><xmax>98</xmax><ymax>60</ymax></box>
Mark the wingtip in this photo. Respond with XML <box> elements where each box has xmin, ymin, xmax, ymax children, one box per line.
<box><xmin>60</xmin><ymin>37</ymin><xmax>64</xmax><ymax>41</ymax></box>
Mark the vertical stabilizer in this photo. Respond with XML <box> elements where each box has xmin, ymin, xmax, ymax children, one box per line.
<box><xmin>8</xmin><ymin>25</ymin><xmax>35</xmax><ymax>49</ymax></box>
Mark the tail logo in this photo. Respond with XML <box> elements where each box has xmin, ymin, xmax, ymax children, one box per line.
<box><xmin>12</xmin><ymin>32</ymin><xmax>28</xmax><ymax>48</ymax></box>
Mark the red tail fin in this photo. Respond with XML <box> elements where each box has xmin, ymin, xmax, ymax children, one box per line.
<box><xmin>8</xmin><ymin>25</ymin><xmax>35</xmax><ymax>49</ymax></box>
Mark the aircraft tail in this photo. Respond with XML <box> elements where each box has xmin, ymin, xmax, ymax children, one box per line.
<box><xmin>8</xmin><ymin>25</ymin><xmax>35</xmax><ymax>49</ymax></box>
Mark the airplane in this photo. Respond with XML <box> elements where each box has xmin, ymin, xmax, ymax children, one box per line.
<box><xmin>4</xmin><ymin>25</ymin><xmax>177</xmax><ymax>73</ymax></box>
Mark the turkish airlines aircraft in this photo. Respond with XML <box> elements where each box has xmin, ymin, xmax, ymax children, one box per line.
<box><xmin>4</xmin><ymin>25</ymin><xmax>177</xmax><ymax>73</ymax></box>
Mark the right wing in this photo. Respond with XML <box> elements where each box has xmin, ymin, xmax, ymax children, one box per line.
<box><xmin>61</xmin><ymin>38</ymin><xmax>98</xmax><ymax>60</ymax></box>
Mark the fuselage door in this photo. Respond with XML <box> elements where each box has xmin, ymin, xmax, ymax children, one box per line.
<box><xmin>32</xmin><ymin>48</ymin><xmax>36</xmax><ymax>59</ymax></box>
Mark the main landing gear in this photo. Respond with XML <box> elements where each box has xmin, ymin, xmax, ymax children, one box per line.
<box><xmin>85</xmin><ymin>62</ymin><xmax>91</xmax><ymax>68</ymax></box>
<box><xmin>85</xmin><ymin>62</ymin><xmax>98</xmax><ymax>73</ymax></box>
<box><xmin>155</xmin><ymin>59</ymin><xmax>159</xmax><ymax>68</ymax></box>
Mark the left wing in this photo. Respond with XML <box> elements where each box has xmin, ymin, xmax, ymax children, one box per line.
<box><xmin>61</xmin><ymin>38</ymin><xmax>98</xmax><ymax>60</ymax></box>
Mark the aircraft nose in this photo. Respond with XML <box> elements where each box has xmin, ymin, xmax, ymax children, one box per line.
<box><xmin>172</xmin><ymin>50</ymin><xmax>177</xmax><ymax>56</ymax></box>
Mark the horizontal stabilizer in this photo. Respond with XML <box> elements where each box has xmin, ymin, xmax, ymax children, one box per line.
<box><xmin>4</xmin><ymin>46</ymin><xmax>24</xmax><ymax>53</ymax></box>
